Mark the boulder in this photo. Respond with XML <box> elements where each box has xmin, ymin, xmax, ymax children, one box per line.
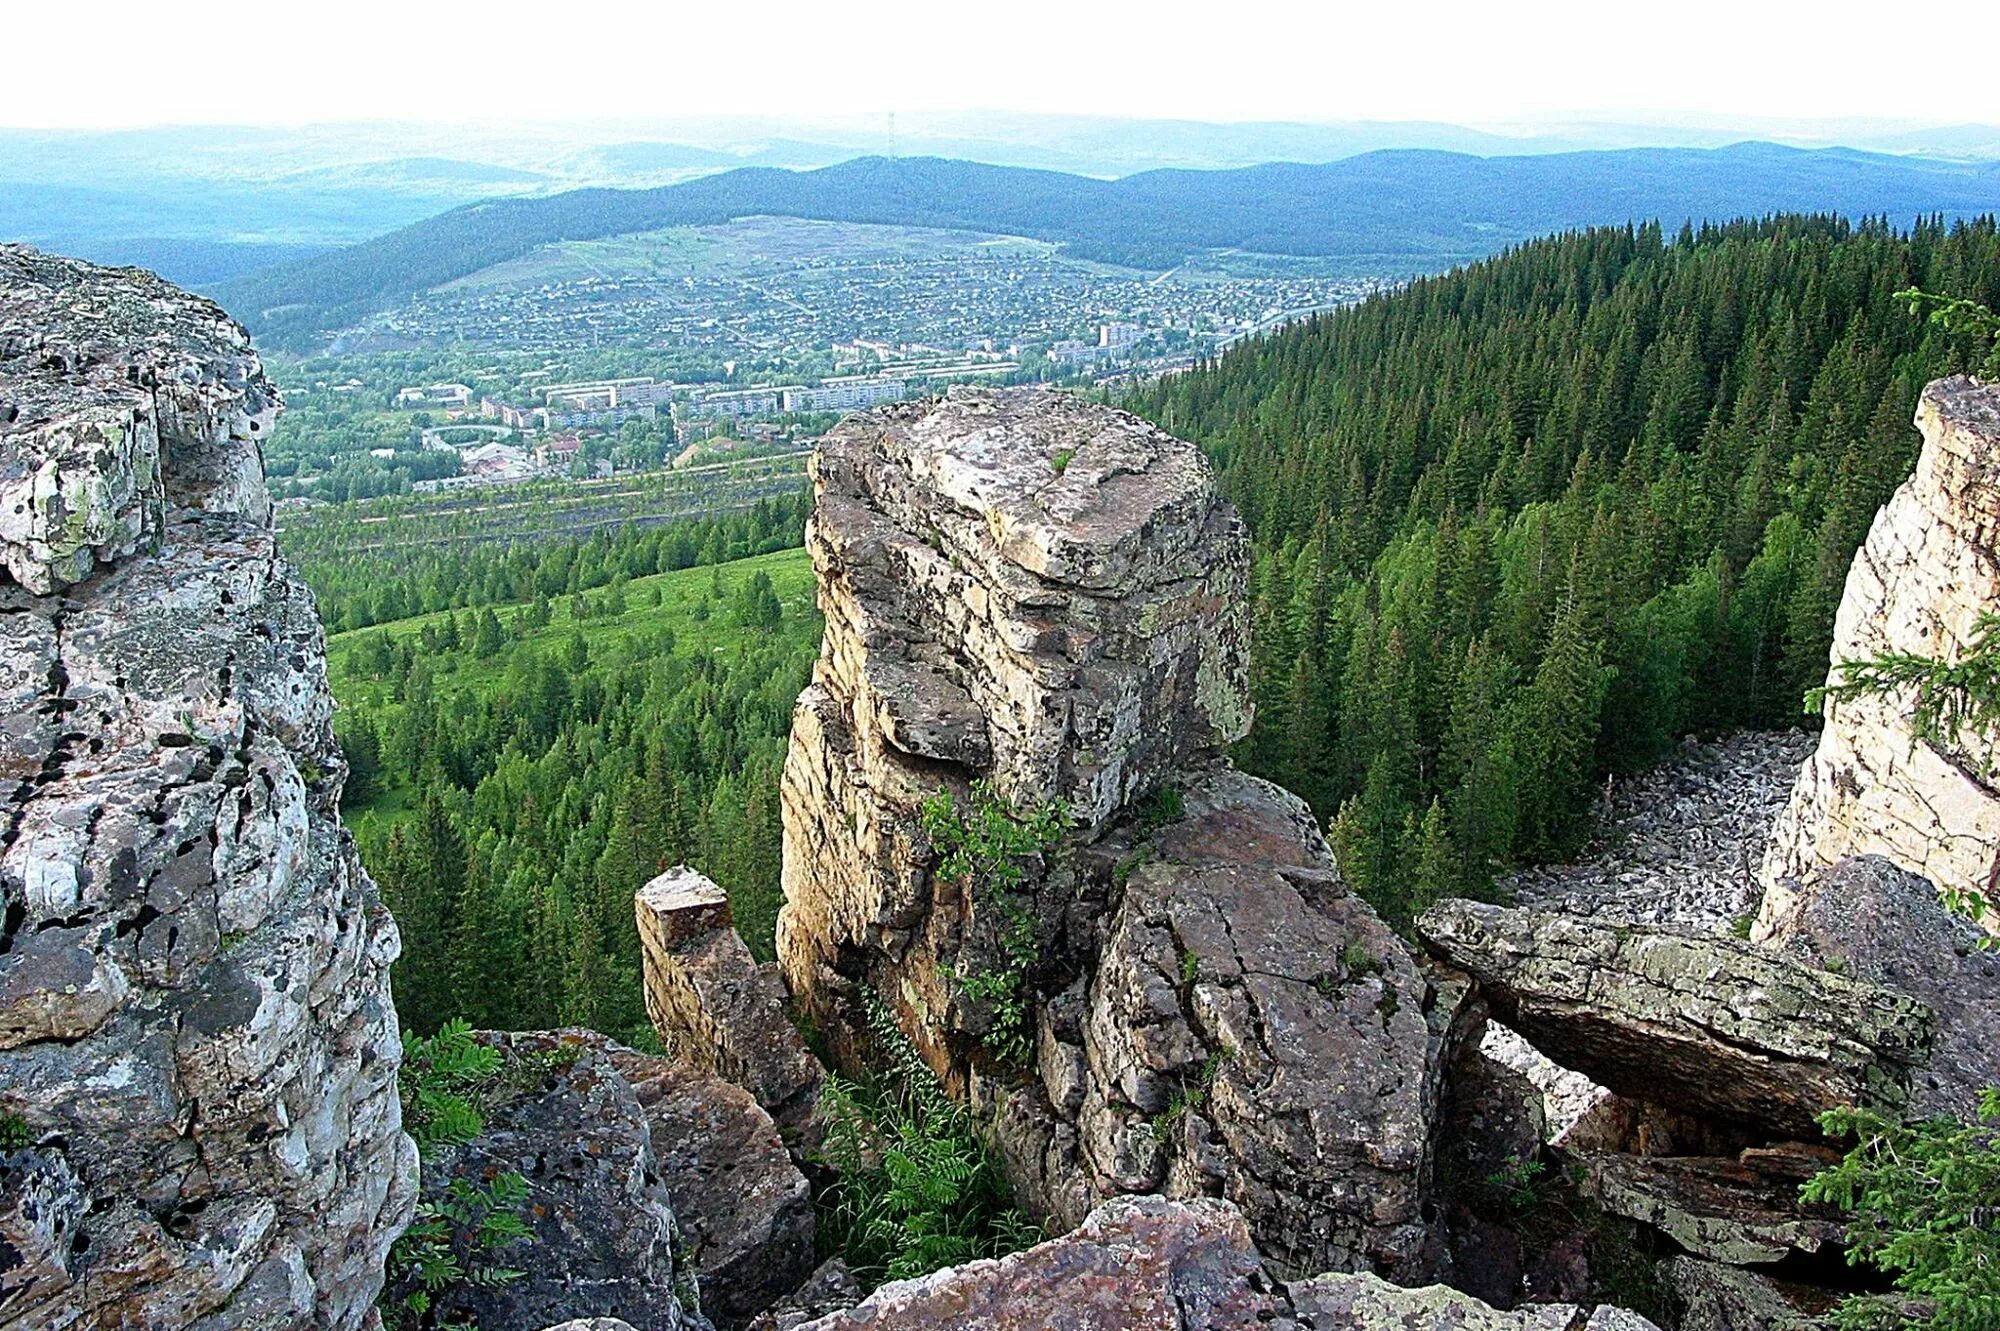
<box><xmin>782</xmin><ymin>1196</ymin><xmax>1660</xmax><ymax>1331</ymax></box>
<box><xmin>0</xmin><ymin>250</ymin><xmax>411</xmax><ymax>1331</ymax></box>
<box><xmin>636</xmin><ymin>866</ymin><xmax>823</xmax><ymax>1138</ymax></box>
<box><xmin>407</xmin><ymin>1030</ymin><xmax>700</xmax><ymax>1331</ymax></box>
<box><xmin>1658</xmin><ymin>1257</ymin><xmax>1839</xmax><ymax>1331</ymax></box>
<box><xmin>790</xmin><ymin>1196</ymin><xmax>1276</xmax><ymax>1331</ymax></box>
<box><xmin>611</xmin><ymin>1049</ymin><xmax>814</xmax><ymax>1330</ymax></box>
<box><xmin>1761</xmin><ymin>376</ymin><xmax>2000</xmax><ymax>931</ymax></box>
<box><xmin>1758</xmin><ymin>854</ymin><xmax>2000</xmax><ymax>1118</ymax></box>
<box><xmin>1416</xmin><ymin>899</ymin><xmax>1931</xmax><ymax>1136</ymax></box>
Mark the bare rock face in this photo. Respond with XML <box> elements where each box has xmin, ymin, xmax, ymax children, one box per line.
<box><xmin>414</xmin><ymin>1032</ymin><xmax>701</xmax><ymax>1331</ymax></box>
<box><xmin>776</xmin><ymin>389</ymin><xmax>1449</xmax><ymax>1277</ymax></box>
<box><xmin>0</xmin><ymin>250</ymin><xmax>412</xmax><ymax>1329</ymax></box>
<box><xmin>636</xmin><ymin>867</ymin><xmax>823</xmax><ymax>1138</ymax></box>
<box><xmin>1759</xmin><ymin>854</ymin><xmax>2000</xmax><ymax>1120</ymax></box>
<box><xmin>784</xmin><ymin>1196</ymin><xmax>1657</xmax><ymax>1331</ymax></box>
<box><xmin>1416</xmin><ymin>900</ymin><xmax>1930</xmax><ymax>1137</ymax></box>
<box><xmin>1760</xmin><ymin>376</ymin><xmax>2000</xmax><ymax>929</ymax></box>
<box><xmin>610</xmin><ymin>1049</ymin><xmax>814</xmax><ymax>1330</ymax></box>
<box><xmin>0</xmin><ymin>246</ymin><xmax>275</xmax><ymax>594</ymax></box>
<box><xmin>993</xmin><ymin>768</ymin><xmax>1451</xmax><ymax>1279</ymax></box>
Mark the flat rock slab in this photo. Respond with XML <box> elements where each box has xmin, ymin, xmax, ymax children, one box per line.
<box><xmin>1417</xmin><ymin>899</ymin><xmax>1930</xmax><ymax>1136</ymax></box>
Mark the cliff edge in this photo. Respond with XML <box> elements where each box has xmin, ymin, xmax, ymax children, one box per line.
<box><xmin>0</xmin><ymin>246</ymin><xmax>415</xmax><ymax>1331</ymax></box>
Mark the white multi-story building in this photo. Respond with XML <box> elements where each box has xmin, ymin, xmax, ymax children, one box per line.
<box><xmin>781</xmin><ymin>376</ymin><xmax>908</xmax><ymax>413</ymax></box>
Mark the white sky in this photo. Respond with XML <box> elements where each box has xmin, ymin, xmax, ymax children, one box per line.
<box><xmin>7</xmin><ymin>0</ymin><xmax>1995</xmax><ymax>131</ymax></box>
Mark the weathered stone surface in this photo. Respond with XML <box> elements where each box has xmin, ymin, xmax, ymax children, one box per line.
<box><xmin>1761</xmin><ymin>376</ymin><xmax>2000</xmax><ymax>928</ymax></box>
<box><xmin>637</xmin><ymin>866</ymin><xmax>823</xmax><ymax>1138</ymax></box>
<box><xmin>994</xmin><ymin>768</ymin><xmax>1451</xmax><ymax>1279</ymax></box>
<box><xmin>1417</xmin><ymin>899</ymin><xmax>1931</xmax><ymax>1136</ymax></box>
<box><xmin>1286</xmin><ymin>1272</ymin><xmax>1661</xmax><ymax>1330</ymax></box>
<box><xmin>413</xmin><ymin>1031</ymin><xmax>700</xmax><ymax>1331</ymax></box>
<box><xmin>1503</xmin><ymin>731</ymin><xmax>1814</xmax><ymax>933</ymax></box>
<box><xmin>1658</xmin><ymin>1257</ymin><xmax>1838</xmax><ymax>1331</ymax></box>
<box><xmin>0</xmin><ymin>252</ymin><xmax>410</xmax><ymax>1331</ymax></box>
<box><xmin>1759</xmin><ymin>854</ymin><xmax>2000</xmax><ymax>1119</ymax></box>
<box><xmin>537</xmin><ymin>1321</ymin><xmax>644</xmax><ymax>1331</ymax></box>
<box><xmin>0</xmin><ymin>245</ymin><xmax>276</xmax><ymax>593</ymax></box>
<box><xmin>743</xmin><ymin>1260</ymin><xmax>861</xmax><ymax>1331</ymax></box>
<box><xmin>781</xmin><ymin>1196</ymin><xmax>1659</xmax><ymax>1331</ymax></box>
<box><xmin>793</xmin><ymin>1196</ymin><xmax>1276</xmax><ymax>1331</ymax></box>
<box><xmin>777</xmin><ymin>388</ymin><xmax>1251</xmax><ymax>1067</ymax></box>
<box><xmin>1570</xmin><ymin>1153</ymin><xmax>1841</xmax><ymax>1265</ymax></box>
<box><xmin>611</xmin><ymin>1049</ymin><xmax>813</xmax><ymax>1330</ymax></box>
<box><xmin>777</xmin><ymin>389</ymin><xmax>1450</xmax><ymax>1275</ymax></box>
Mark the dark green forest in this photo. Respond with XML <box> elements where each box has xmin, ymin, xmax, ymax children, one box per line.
<box><xmin>1132</xmin><ymin>213</ymin><xmax>2000</xmax><ymax>922</ymax></box>
<box><xmin>319</xmin><ymin>512</ymin><xmax>816</xmax><ymax>1042</ymax></box>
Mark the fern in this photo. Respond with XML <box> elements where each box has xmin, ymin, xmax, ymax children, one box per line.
<box><xmin>814</xmin><ymin>995</ymin><xmax>1040</xmax><ymax>1284</ymax></box>
<box><xmin>382</xmin><ymin>1021</ymin><xmax>532</xmax><ymax>1329</ymax></box>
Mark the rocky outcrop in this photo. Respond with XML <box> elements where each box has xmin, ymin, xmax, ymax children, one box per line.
<box><xmin>1759</xmin><ymin>853</ymin><xmax>2000</xmax><ymax>1119</ymax></box>
<box><xmin>612</xmin><ymin>1049</ymin><xmax>814</xmax><ymax>1330</ymax></box>
<box><xmin>785</xmin><ymin>1196</ymin><xmax>1657</xmax><ymax>1331</ymax></box>
<box><xmin>776</xmin><ymin>389</ymin><xmax>1451</xmax><ymax>1277</ymax></box>
<box><xmin>411</xmin><ymin>1031</ymin><xmax>702</xmax><ymax>1331</ymax></box>
<box><xmin>1760</xmin><ymin>376</ymin><xmax>2000</xmax><ymax>928</ymax></box>
<box><xmin>1416</xmin><ymin>900</ymin><xmax>1930</xmax><ymax>1137</ymax></box>
<box><xmin>991</xmin><ymin>767</ymin><xmax>1451</xmax><ymax>1278</ymax></box>
<box><xmin>0</xmin><ymin>249</ymin><xmax>412</xmax><ymax>1330</ymax></box>
<box><xmin>636</xmin><ymin>867</ymin><xmax>823</xmax><ymax>1139</ymax></box>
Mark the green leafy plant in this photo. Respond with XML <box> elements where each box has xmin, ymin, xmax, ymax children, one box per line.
<box><xmin>0</xmin><ymin>1112</ymin><xmax>32</xmax><ymax>1149</ymax></box>
<box><xmin>1050</xmin><ymin>448</ymin><xmax>1076</xmax><ymax>475</ymax></box>
<box><xmin>383</xmin><ymin>1020</ymin><xmax>533</xmax><ymax>1329</ymax></box>
<box><xmin>922</xmin><ymin>783</ymin><xmax>1065</xmax><ymax>1065</ymax></box>
<box><xmin>1896</xmin><ymin>288</ymin><xmax>2000</xmax><ymax>377</ymax></box>
<box><xmin>815</xmin><ymin>996</ymin><xmax>1040</xmax><ymax>1284</ymax></box>
<box><xmin>1485</xmin><ymin>1154</ymin><xmax>1548</xmax><ymax>1214</ymax></box>
<box><xmin>1137</xmin><ymin>785</ymin><xmax>1184</xmax><ymax>832</ymax></box>
<box><xmin>1804</xmin><ymin>1090</ymin><xmax>2000</xmax><ymax>1331</ymax></box>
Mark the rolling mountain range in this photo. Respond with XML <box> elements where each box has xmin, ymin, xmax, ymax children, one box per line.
<box><xmin>215</xmin><ymin>143</ymin><xmax>2000</xmax><ymax>350</ymax></box>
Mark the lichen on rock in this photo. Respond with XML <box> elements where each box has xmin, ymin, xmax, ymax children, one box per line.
<box><xmin>0</xmin><ymin>247</ymin><xmax>411</xmax><ymax>1331</ymax></box>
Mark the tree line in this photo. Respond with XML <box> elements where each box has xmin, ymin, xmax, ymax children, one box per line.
<box><xmin>1131</xmin><ymin>213</ymin><xmax>2000</xmax><ymax>924</ymax></box>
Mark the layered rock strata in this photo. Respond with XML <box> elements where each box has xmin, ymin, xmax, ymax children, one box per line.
<box><xmin>775</xmin><ymin>389</ymin><xmax>1451</xmax><ymax>1277</ymax></box>
<box><xmin>1760</xmin><ymin>376</ymin><xmax>2000</xmax><ymax>926</ymax></box>
<box><xmin>0</xmin><ymin>248</ymin><xmax>413</xmax><ymax>1330</ymax></box>
<box><xmin>1416</xmin><ymin>900</ymin><xmax>1931</xmax><ymax>1137</ymax></box>
<box><xmin>636</xmin><ymin>867</ymin><xmax>822</xmax><ymax>1138</ymax></box>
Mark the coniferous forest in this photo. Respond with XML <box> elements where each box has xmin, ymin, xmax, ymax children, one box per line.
<box><xmin>1131</xmin><ymin>214</ymin><xmax>2000</xmax><ymax>923</ymax></box>
<box><xmin>326</xmin><ymin>214</ymin><xmax>2000</xmax><ymax>1037</ymax></box>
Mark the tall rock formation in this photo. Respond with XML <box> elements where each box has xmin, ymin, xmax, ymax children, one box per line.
<box><xmin>777</xmin><ymin>388</ymin><xmax>1452</xmax><ymax>1279</ymax></box>
<box><xmin>1760</xmin><ymin>376</ymin><xmax>2000</xmax><ymax>927</ymax></box>
<box><xmin>0</xmin><ymin>247</ymin><xmax>415</xmax><ymax>1329</ymax></box>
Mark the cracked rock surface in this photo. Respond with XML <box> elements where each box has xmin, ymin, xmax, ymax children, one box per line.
<box><xmin>0</xmin><ymin>249</ymin><xmax>413</xmax><ymax>1330</ymax></box>
<box><xmin>787</xmin><ymin>1196</ymin><xmax>1658</xmax><ymax>1331</ymax></box>
<box><xmin>1761</xmin><ymin>375</ymin><xmax>2000</xmax><ymax>927</ymax></box>
<box><xmin>1416</xmin><ymin>899</ymin><xmax>1931</xmax><ymax>1137</ymax></box>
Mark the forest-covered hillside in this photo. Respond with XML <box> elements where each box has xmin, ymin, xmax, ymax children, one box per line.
<box><xmin>219</xmin><ymin>147</ymin><xmax>2000</xmax><ymax>348</ymax></box>
<box><xmin>1132</xmin><ymin>214</ymin><xmax>2000</xmax><ymax>922</ymax></box>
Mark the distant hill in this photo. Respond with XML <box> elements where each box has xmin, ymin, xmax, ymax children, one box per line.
<box><xmin>215</xmin><ymin>144</ymin><xmax>2000</xmax><ymax>350</ymax></box>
